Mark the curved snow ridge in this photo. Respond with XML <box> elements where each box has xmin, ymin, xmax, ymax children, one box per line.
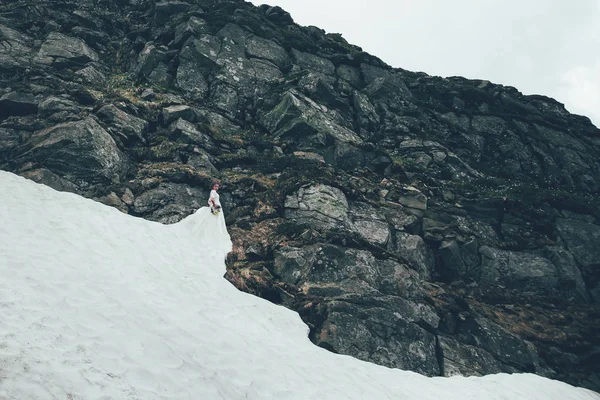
<box><xmin>0</xmin><ymin>171</ymin><xmax>597</xmax><ymax>400</ymax></box>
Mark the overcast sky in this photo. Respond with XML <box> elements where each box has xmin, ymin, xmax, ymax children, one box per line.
<box><xmin>249</xmin><ymin>0</ymin><xmax>600</xmax><ymax>127</ymax></box>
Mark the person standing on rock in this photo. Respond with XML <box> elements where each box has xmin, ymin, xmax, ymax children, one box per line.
<box><xmin>208</xmin><ymin>181</ymin><xmax>222</xmax><ymax>215</ymax></box>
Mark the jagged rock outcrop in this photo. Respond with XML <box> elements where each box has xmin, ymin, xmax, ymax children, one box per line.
<box><xmin>1</xmin><ymin>0</ymin><xmax>599</xmax><ymax>391</ymax></box>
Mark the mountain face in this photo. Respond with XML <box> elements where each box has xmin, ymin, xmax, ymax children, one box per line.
<box><xmin>1</xmin><ymin>0</ymin><xmax>599</xmax><ymax>390</ymax></box>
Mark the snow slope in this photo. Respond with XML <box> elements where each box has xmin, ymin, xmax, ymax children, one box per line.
<box><xmin>0</xmin><ymin>171</ymin><xmax>597</xmax><ymax>400</ymax></box>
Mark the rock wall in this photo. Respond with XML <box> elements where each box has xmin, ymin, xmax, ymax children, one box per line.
<box><xmin>1</xmin><ymin>0</ymin><xmax>598</xmax><ymax>391</ymax></box>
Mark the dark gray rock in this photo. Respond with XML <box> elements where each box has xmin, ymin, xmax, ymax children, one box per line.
<box><xmin>456</xmin><ymin>314</ymin><xmax>540</xmax><ymax>371</ymax></box>
<box><xmin>352</xmin><ymin>91</ymin><xmax>379</xmax><ymax>131</ymax></box>
<box><xmin>74</xmin><ymin>66</ymin><xmax>107</xmax><ymax>89</ymax></box>
<box><xmin>0</xmin><ymin>24</ymin><xmax>34</xmax><ymax>73</ymax></box>
<box><xmin>274</xmin><ymin>244</ymin><xmax>424</xmax><ymax>300</ymax></box>
<box><xmin>0</xmin><ymin>127</ymin><xmax>22</xmax><ymax>163</ymax></box>
<box><xmin>364</xmin><ymin>74</ymin><xmax>413</xmax><ymax>109</ymax></box>
<box><xmin>261</xmin><ymin>90</ymin><xmax>362</xmax><ymax>148</ymax></box>
<box><xmin>16</xmin><ymin>118</ymin><xmax>128</xmax><ymax>183</ymax></box>
<box><xmin>0</xmin><ymin>92</ymin><xmax>38</xmax><ymax>119</ymax></box>
<box><xmin>556</xmin><ymin>217</ymin><xmax>600</xmax><ymax>268</ymax></box>
<box><xmin>168</xmin><ymin>118</ymin><xmax>214</xmax><ymax>150</ymax></box>
<box><xmin>154</xmin><ymin>1</ymin><xmax>192</xmax><ymax>25</ymax></box>
<box><xmin>291</xmin><ymin>49</ymin><xmax>335</xmax><ymax>75</ymax></box>
<box><xmin>37</xmin><ymin>96</ymin><xmax>81</xmax><ymax>121</ymax></box>
<box><xmin>438</xmin><ymin>335</ymin><xmax>504</xmax><ymax>376</ymax></box>
<box><xmin>175</xmin><ymin>40</ymin><xmax>211</xmax><ymax>99</ymax></box>
<box><xmin>540</xmin><ymin>246</ymin><xmax>589</xmax><ymax>303</ymax></box>
<box><xmin>332</xmin><ymin>141</ymin><xmax>365</xmax><ymax>170</ymax></box>
<box><xmin>312</xmin><ymin>299</ymin><xmax>440</xmax><ymax>375</ymax></box>
<box><xmin>97</xmin><ymin>104</ymin><xmax>148</xmax><ymax>144</ymax></box>
<box><xmin>284</xmin><ymin>184</ymin><xmax>349</xmax><ymax>229</ymax></box>
<box><xmin>246</xmin><ymin>35</ymin><xmax>291</xmax><ymax>71</ymax></box>
<box><xmin>36</xmin><ymin>32</ymin><xmax>99</xmax><ymax>67</ymax></box>
<box><xmin>210</xmin><ymin>83</ymin><xmax>239</xmax><ymax>117</ymax></box>
<box><xmin>438</xmin><ymin>239</ymin><xmax>468</xmax><ymax>281</ymax></box>
<box><xmin>556</xmin><ymin>217</ymin><xmax>600</xmax><ymax>301</ymax></box>
<box><xmin>72</xmin><ymin>10</ymin><xmax>103</xmax><ymax>30</ymax></box>
<box><xmin>394</xmin><ymin>232</ymin><xmax>434</xmax><ymax>280</ymax></box>
<box><xmin>437</xmin><ymin>238</ymin><xmax>481</xmax><ymax>282</ymax></box>
<box><xmin>187</xmin><ymin>147</ymin><xmax>217</xmax><ymax>175</ymax></box>
<box><xmin>382</xmin><ymin>205</ymin><xmax>421</xmax><ymax>233</ymax></box>
<box><xmin>297</xmin><ymin>73</ymin><xmax>341</xmax><ymax>108</ymax></box>
<box><xmin>174</xmin><ymin>16</ymin><xmax>209</xmax><ymax>45</ymax></box>
<box><xmin>396</xmin><ymin>186</ymin><xmax>427</xmax><ymax>211</ymax></box>
<box><xmin>337</xmin><ymin>65</ymin><xmax>363</xmax><ymax>88</ymax></box>
<box><xmin>162</xmin><ymin>105</ymin><xmax>195</xmax><ymax>124</ymax></box>
<box><xmin>19</xmin><ymin>168</ymin><xmax>79</xmax><ymax>194</ymax></box>
<box><xmin>133</xmin><ymin>182</ymin><xmax>207</xmax><ymax>223</ymax></box>
<box><xmin>348</xmin><ymin>202</ymin><xmax>390</xmax><ymax>246</ymax></box>
<box><xmin>134</xmin><ymin>42</ymin><xmax>170</xmax><ymax>81</ymax></box>
<box><xmin>71</xmin><ymin>27</ymin><xmax>110</xmax><ymax>48</ymax></box>
<box><xmin>477</xmin><ymin>246</ymin><xmax>587</xmax><ymax>299</ymax></box>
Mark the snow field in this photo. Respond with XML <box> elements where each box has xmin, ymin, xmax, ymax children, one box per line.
<box><xmin>0</xmin><ymin>171</ymin><xmax>598</xmax><ymax>400</ymax></box>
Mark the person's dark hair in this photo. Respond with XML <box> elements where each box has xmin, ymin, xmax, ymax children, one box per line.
<box><xmin>211</xmin><ymin>181</ymin><xmax>220</xmax><ymax>190</ymax></box>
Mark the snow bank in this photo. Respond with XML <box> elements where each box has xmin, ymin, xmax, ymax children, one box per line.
<box><xmin>0</xmin><ymin>171</ymin><xmax>597</xmax><ymax>400</ymax></box>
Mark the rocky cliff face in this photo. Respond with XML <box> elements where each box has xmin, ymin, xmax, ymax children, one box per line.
<box><xmin>1</xmin><ymin>0</ymin><xmax>599</xmax><ymax>390</ymax></box>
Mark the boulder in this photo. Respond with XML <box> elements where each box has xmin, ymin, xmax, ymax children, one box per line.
<box><xmin>134</xmin><ymin>42</ymin><xmax>170</xmax><ymax>81</ymax></box>
<box><xmin>456</xmin><ymin>314</ymin><xmax>540</xmax><ymax>372</ymax></box>
<box><xmin>174</xmin><ymin>16</ymin><xmax>209</xmax><ymax>46</ymax></box>
<box><xmin>132</xmin><ymin>182</ymin><xmax>207</xmax><ymax>223</ymax></box>
<box><xmin>162</xmin><ymin>105</ymin><xmax>195</xmax><ymax>124</ymax></box>
<box><xmin>556</xmin><ymin>217</ymin><xmax>600</xmax><ymax>301</ymax></box>
<box><xmin>176</xmin><ymin>24</ymin><xmax>283</xmax><ymax>100</ymax></box>
<box><xmin>246</xmin><ymin>35</ymin><xmax>291</xmax><ymax>71</ymax></box>
<box><xmin>292</xmin><ymin>151</ymin><xmax>325</xmax><ymax>164</ymax></box>
<box><xmin>556</xmin><ymin>217</ymin><xmax>600</xmax><ymax>268</ymax></box>
<box><xmin>71</xmin><ymin>27</ymin><xmax>110</xmax><ymax>47</ymax></box>
<box><xmin>0</xmin><ymin>127</ymin><xmax>22</xmax><ymax>163</ymax></box>
<box><xmin>297</xmin><ymin>72</ymin><xmax>342</xmax><ymax>109</ymax></box>
<box><xmin>333</xmin><ymin>141</ymin><xmax>366</xmax><ymax>171</ymax></box>
<box><xmin>0</xmin><ymin>24</ymin><xmax>34</xmax><ymax>73</ymax></box>
<box><xmin>312</xmin><ymin>299</ymin><xmax>440</xmax><ymax>376</ymax></box>
<box><xmin>540</xmin><ymin>246</ymin><xmax>589</xmax><ymax>303</ymax></box>
<box><xmin>396</xmin><ymin>186</ymin><xmax>427</xmax><ymax>210</ymax></box>
<box><xmin>353</xmin><ymin>91</ymin><xmax>379</xmax><ymax>130</ymax></box>
<box><xmin>477</xmin><ymin>246</ymin><xmax>587</xmax><ymax>299</ymax></box>
<box><xmin>154</xmin><ymin>1</ymin><xmax>191</xmax><ymax>25</ymax></box>
<box><xmin>438</xmin><ymin>335</ymin><xmax>504</xmax><ymax>376</ymax></box>
<box><xmin>284</xmin><ymin>184</ymin><xmax>349</xmax><ymax>229</ymax></box>
<box><xmin>74</xmin><ymin>66</ymin><xmax>107</xmax><ymax>89</ymax></box>
<box><xmin>17</xmin><ymin>118</ymin><xmax>128</xmax><ymax>183</ymax></box>
<box><xmin>364</xmin><ymin>74</ymin><xmax>413</xmax><ymax>109</ymax></box>
<box><xmin>36</xmin><ymin>32</ymin><xmax>99</xmax><ymax>66</ymax></box>
<box><xmin>337</xmin><ymin>65</ymin><xmax>363</xmax><ymax>88</ymax></box>
<box><xmin>19</xmin><ymin>168</ymin><xmax>79</xmax><ymax>194</ymax></box>
<box><xmin>37</xmin><ymin>96</ymin><xmax>80</xmax><ymax>121</ymax></box>
<box><xmin>97</xmin><ymin>104</ymin><xmax>148</xmax><ymax>144</ymax></box>
<box><xmin>438</xmin><ymin>239</ymin><xmax>468</xmax><ymax>281</ymax></box>
<box><xmin>260</xmin><ymin>91</ymin><xmax>362</xmax><ymax>149</ymax></box>
<box><xmin>393</xmin><ymin>232</ymin><xmax>434</xmax><ymax>280</ymax></box>
<box><xmin>187</xmin><ymin>147</ymin><xmax>218</xmax><ymax>175</ymax></box>
<box><xmin>0</xmin><ymin>92</ymin><xmax>38</xmax><ymax>119</ymax></box>
<box><xmin>168</xmin><ymin>118</ymin><xmax>214</xmax><ymax>150</ymax></box>
<box><xmin>348</xmin><ymin>202</ymin><xmax>390</xmax><ymax>246</ymax></box>
<box><xmin>382</xmin><ymin>206</ymin><xmax>420</xmax><ymax>233</ymax></box>
<box><xmin>273</xmin><ymin>244</ymin><xmax>423</xmax><ymax>299</ymax></box>
<box><xmin>291</xmin><ymin>49</ymin><xmax>335</xmax><ymax>75</ymax></box>
<box><xmin>175</xmin><ymin>40</ymin><xmax>210</xmax><ymax>98</ymax></box>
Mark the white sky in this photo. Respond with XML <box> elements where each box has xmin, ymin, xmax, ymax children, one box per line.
<box><xmin>250</xmin><ymin>0</ymin><xmax>600</xmax><ymax>128</ymax></box>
